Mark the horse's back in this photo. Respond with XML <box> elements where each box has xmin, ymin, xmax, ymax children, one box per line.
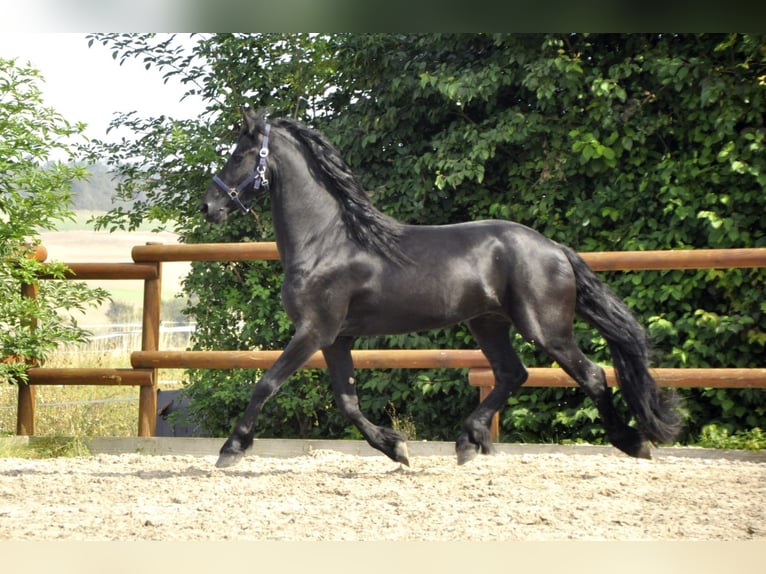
<box><xmin>401</xmin><ymin>219</ymin><xmax>567</xmax><ymax>269</ymax></box>
<box><xmin>337</xmin><ymin>219</ymin><xmax>573</xmax><ymax>335</ymax></box>
<box><xmin>404</xmin><ymin>218</ymin><xmax>577</xmax><ymax>308</ymax></box>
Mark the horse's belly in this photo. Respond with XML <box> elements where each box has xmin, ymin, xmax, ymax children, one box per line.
<box><xmin>341</xmin><ymin>284</ymin><xmax>502</xmax><ymax>336</ymax></box>
<box><xmin>336</xmin><ymin>235</ymin><xmax>510</xmax><ymax>336</ymax></box>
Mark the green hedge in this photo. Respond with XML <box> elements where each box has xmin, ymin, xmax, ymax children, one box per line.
<box><xmin>86</xmin><ymin>34</ymin><xmax>765</xmax><ymax>447</ymax></box>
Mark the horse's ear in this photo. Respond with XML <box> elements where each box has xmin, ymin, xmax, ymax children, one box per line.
<box><xmin>242</xmin><ymin>107</ymin><xmax>258</xmax><ymax>135</ymax></box>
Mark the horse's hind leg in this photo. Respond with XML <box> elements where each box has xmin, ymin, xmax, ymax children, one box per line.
<box><xmin>456</xmin><ymin>316</ymin><xmax>528</xmax><ymax>465</ymax></box>
<box><xmin>322</xmin><ymin>336</ymin><xmax>410</xmax><ymax>466</ymax></box>
<box><xmin>517</xmin><ymin>315</ymin><xmax>648</xmax><ymax>459</ymax></box>
<box><xmin>550</xmin><ymin>340</ymin><xmax>648</xmax><ymax>458</ymax></box>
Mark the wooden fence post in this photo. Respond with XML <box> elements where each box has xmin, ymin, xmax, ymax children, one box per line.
<box><xmin>137</xmin><ymin>243</ymin><xmax>161</xmax><ymax>437</ymax></box>
<box><xmin>16</xmin><ymin>282</ymin><xmax>38</xmax><ymax>435</ymax></box>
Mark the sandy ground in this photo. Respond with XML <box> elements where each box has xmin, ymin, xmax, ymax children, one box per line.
<box><xmin>1</xmin><ymin>450</ymin><xmax>764</xmax><ymax>541</ymax></box>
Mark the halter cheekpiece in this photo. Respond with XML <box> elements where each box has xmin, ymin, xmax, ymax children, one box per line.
<box><xmin>212</xmin><ymin>122</ymin><xmax>271</xmax><ymax>214</ymax></box>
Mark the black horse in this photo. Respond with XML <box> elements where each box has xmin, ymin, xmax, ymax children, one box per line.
<box><xmin>201</xmin><ymin>109</ymin><xmax>680</xmax><ymax>469</ymax></box>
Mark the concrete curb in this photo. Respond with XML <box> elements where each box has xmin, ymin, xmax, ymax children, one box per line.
<box><xmin>3</xmin><ymin>436</ymin><xmax>764</xmax><ymax>462</ymax></box>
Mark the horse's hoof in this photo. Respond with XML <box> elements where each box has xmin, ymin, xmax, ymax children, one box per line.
<box><xmin>456</xmin><ymin>443</ymin><xmax>479</xmax><ymax>466</ymax></box>
<box><xmin>635</xmin><ymin>441</ymin><xmax>652</xmax><ymax>460</ymax></box>
<box><xmin>215</xmin><ymin>451</ymin><xmax>244</xmax><ymax>469</ymax></box>
<box><xmin>393</xmin><ymin>441</ymin><xmax>410</xmax><ymax>467</ymax></box>
<box><xmin>611</xmin><ymin>428</ymin><xmax>652</xmax><ymax>460</ymax></box>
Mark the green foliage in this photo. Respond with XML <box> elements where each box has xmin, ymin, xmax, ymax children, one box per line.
<box><xmin>501</xmin><ymin>388</ymin><xmax>607</xmax><ymax>444</ymax></box>
<box><xmin>85</xmin><ymin>34</ymin><xmax>766</xmax><ymax>446</ymax></box>
<box><xmin>0</xmin><ymin>58</ymin><xmax>110</xmax><ymax>384</ymax></box>
<box><xmin>696</xmin><ymin>425</ymin><xmax>765</xmax><ymax>451</ymax></box>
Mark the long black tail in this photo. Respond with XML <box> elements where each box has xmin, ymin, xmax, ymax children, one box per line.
<box><xmin>561</xmin><ymin>246</ymin><xmax>681</xmax><ymax>443</ymax></box>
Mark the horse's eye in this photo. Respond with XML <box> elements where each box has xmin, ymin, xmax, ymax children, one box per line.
<box><xmin>231</xmin><ymin>153</ymin><xmax>244</xmax><ymax>166</ymax></box>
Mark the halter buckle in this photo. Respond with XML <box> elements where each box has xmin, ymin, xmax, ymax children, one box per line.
<box><xmin>256</xmin><ymin>165</ymin><xmax>269</xmax><ymax>189</ymax></box>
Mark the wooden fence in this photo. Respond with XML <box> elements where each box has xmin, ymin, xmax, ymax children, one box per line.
<box><xmin>13</xmin><ymin>243</ymin><xmax>766</xmax><ymax>440</ymax></box>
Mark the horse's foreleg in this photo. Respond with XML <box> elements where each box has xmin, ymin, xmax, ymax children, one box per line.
<box><xmin>457</xmin><ymin>317</ymin><xmax>528</xmax><ymax>465</ymax></box>
<box><xmin>216</xmin><ymin>331</ymin><xmax>320</xmax><ymax>468</ymax></box>
<box><xmin>323</xmin><ymin>337</ymin><xmax>410</xmax><ymax>466</ymax></box>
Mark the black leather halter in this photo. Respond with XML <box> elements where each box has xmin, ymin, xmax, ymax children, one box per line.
<box><xmin>211</xmin><ymin>123</ymin><xmax>271</xmax><ymax>214</ymax></box>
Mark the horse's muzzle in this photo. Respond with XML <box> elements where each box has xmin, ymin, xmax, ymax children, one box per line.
<box><xmin>199</xmin><ymin>201</ymin><xmax>228</xmax><ymax>224</ymax></box>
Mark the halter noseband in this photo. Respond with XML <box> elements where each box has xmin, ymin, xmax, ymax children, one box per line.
<box><xmin>212</xmin><ymin>123</ymin><xmax>271</xmax><ymax>214</ymax></box>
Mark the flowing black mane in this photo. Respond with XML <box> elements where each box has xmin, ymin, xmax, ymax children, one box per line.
<box><xmin>273</xmin><ymin>118</ymin><xmax>408</xmax><ymax>264</ymax></box>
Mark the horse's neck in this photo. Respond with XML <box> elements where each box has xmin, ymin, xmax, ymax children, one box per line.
<box><xmin>270</xmin><ymin>180</ymin><xmax>345</xmax><ymax>268</ymax></box>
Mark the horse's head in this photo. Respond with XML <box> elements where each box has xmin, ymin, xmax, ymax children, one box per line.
<box><xmin>200</xmin><ymin>109</ymin><xmax>270</xmax><ymax>224</ymax></box>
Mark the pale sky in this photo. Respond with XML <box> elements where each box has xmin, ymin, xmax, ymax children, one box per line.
<box><xmin>0</xmin><ymin>33</ymin><xmax>205</xmax><ymax>145</ymax></box>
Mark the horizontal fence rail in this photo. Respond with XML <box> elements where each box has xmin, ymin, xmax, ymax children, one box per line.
<box><xmin>10</xmin><ymin>243</ymin><xmax>766</xmax><ymax>441</ymax></box>
<box><xmin>580</xmin><ymin>247</ymin><xmax>766</xmax><ymax>270</ymax></box>
<box><xmin>131</xmin><ymin>349</ymin><xmax>490</xmax><ymax>369</ymax></box>
<box><xmin>131</xmin><ymin>242</ymin><xmax>766</xmax><ymax>270</ymax></box>
<box><xmin>27</xmin><ymin>368</ymin><xmax>154</xmax><ymax>386</ymax></box>
<box><xmin>468</xmin><ymin>367</ymin><xmax>766</xmax><ymax>389</ymax></box>
<box><xmin>132</xmin><ymin>242</ymin><xmax>281</xmax><ymax>262</ymax></box>
<box><xmin>129</xmin><ymin>350</ymin><xmax>766</xmax><ymax>389</ymax></box>
<box><xmin>39</xmin><ymin>262</ymin><xmax>160</xmax><ymax>280</ymax></box>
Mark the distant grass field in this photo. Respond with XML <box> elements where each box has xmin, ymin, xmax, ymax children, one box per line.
<box><xmin>53</xmin><ymin>210</ymin><xmax>166</xmax><ymax>232</ymax></box>
<box><xmin>39</xmin><ymin>211</ymin><xmax>190</xmax><ymax>323</ymax></box>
